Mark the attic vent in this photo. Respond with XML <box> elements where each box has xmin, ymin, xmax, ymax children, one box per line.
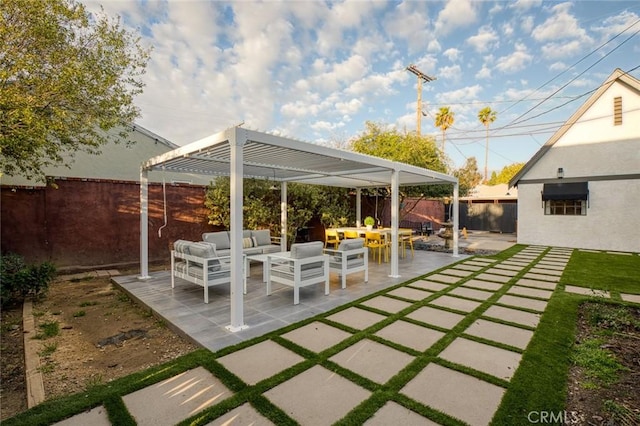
<box><xmin>614</xmin><ymin>96</ymin><xmax>622</xmax><ymax>125</ymax></box>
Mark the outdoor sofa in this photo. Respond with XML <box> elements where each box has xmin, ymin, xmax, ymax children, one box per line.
<box><xmin>202</xmin><ymin>229</ymin><xmax>280</xmax><ymax>256</ymax></box>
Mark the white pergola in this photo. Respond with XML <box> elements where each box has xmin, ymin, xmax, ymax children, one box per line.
<box><xmin>140</xmin><ymin>126</ymin><xmax>459</xmax><ymax>331</ymax></box>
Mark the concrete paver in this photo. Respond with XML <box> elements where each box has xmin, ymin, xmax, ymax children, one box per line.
<box><xmin>364</xmin><ymin>401</ymin><xmax>440</xmax><ymax>425</ymax></box>
<box><xmin>52</xmin><ymin>406</ymin><xmax>110</xmax><ymax>426</ymax></box>
<box><xmin>508</xmin><ymin>285</ymin><xmax>554</xmax><ymax>300</ymax></box>
<box><xmin>483</xmin><ymin>305</ymin><xmax>541</xmax><ymax>328</ymax></box>
<box><xmin>430</xmin><ymin>295</ymin><xmax>482</xmax><ymax>313</ymax></box>
<box><xmin>454</xmin><ymin>263</ymin><xmax>483</xmax><ymax>272</ymax></box>
<box><xmin>410</xmin><ymin>280</ymin><xmax>450</xmax><ymax>292</ymax></box>
<box><xmin>387</xmin><ymin>286</ymin><xmax>432</xmax><ymax>301</ymax></box>
<box><xmin>122</xmin><ymin>367</ymin><xmax>232</xmax><ymax>425</ymax></box>
<box><xmin>217</xmin><ymin>340</ymin><xmax>304</xmax><ymax>385</ymax></box>
<box><xmin>205</xmin><ymin>403</ymin><xmax>274</xmax><ymax>425</ymax></box>
<box><xmin>330</xmin><ymin>339</ymin><xmax>414</xmax><ymax>384</ymax></box>
<box><xmin>401</xmin><ymin>363</ymin><xmax>505</xmax><ymax>426</ymax></box>
<box><xmin>360</xmin><ymin>296</ymin><xmax>413</xmax><ymax>313</ymax></box>
<box><xmin>497</xmin><ymin>294</ymin><xmax>548</xmax><ymax>312</ymax></box>
<box><xmin>281</xmin><ymin>321</ymin><xmax>352</xmax><ymax>353</ymax></box>
<box><xmin>264</xmin><ymin>365</ymin><xmax>371</xmax><ymax>426</ymax></box>
<box><xmin>427</xmin><ymin>273</ymin><xmax>462</xmax><ymax>284</ymax></box>
<box><xmin>484</xmin><ymin>268</ymin><xmax>519</xmax><ymax>277</ymax></box>
<box><xmin>493</xmin><ymin>263</ymin><xmax>525</xmax><ymax>271</ymax></box>
<box><xmin>476</xmin><ymin>273</ymin><xmax>512</xmax><ymax>283</ymax></box>
<box><xmin>327</xmin><ymin>306</ymin><xmax>388</xmax><ymax>330</ymax></box>
<box><xmin>449</xmin><ymin>286</ymin><xmax>494</xmax><ymax>301</ymax></box>
<box><xmin>523</xmin><ymin>272</ymin><xmax>560</xmax><ymax>282</ymax></box>
<box><xmin>375</xmin><ymin>319</ymin><xmax>445</xmax><ymax>351</ymax></box>
<box><xmin>440</xmin><ymin>268</ymin><xmax>473</xmax><ymax>277</ymax></box>
<box><xmin>439</xmin><ymin>337</ymin><xmax>522</xmax><ymax>381</ymax></box>
<box><xmin>465</xmin><ymin>319</ymin><xmax>535</xmax><ymax>350</ymax></box>
<box><xmin>463</xmin><ymin>279</ymin><xmax>503</xmax><ymax>291</ymax></box>
<box><xmin>516</xmin><ymin>278</ymin><xmax>557</xmax><ymax>290</ymax></box>
<box><xmin>564</xmin><ymin>285</ymin><xmax>610</xmax><ymax>298</ymax></box>
<box><xmin>620</xmin><ymin>293</ymin><xmax>640</xmax><ymax>304</ymax></box>
<box><xmin>407</xmin><ymin>306</ymin><xmax>466</xmax><ymax>329</ymax></box>
<box><xmin>529</xmin><ymin>267</ymin><xmax>563</xmax><ymax>276</ymax></box>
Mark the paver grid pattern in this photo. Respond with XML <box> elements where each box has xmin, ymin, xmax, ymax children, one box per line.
<box><xmin>57</xmin><ymin>246</ymin><xmax>591</xmax><ymax>426</ymax></box>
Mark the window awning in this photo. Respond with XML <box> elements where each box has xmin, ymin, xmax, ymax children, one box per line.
<box><xmin>542</xmin><ymin>182</ymin><xmax>588</xmax><ymax>201</ymax></box>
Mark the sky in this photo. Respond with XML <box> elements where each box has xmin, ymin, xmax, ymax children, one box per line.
<box><xmin>83</xmin><ymin>0</ymin><xmax>640</xmax><ymax>176</ymax></box>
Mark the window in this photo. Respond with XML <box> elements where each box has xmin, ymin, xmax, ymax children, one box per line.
<box><xmin>614</xmin><ymin>96</ymin><xmax>622</xmax><ymax>125</ymax></box>
<box><xmin>545</xmin><ymin>200</ymin><xmax>586</xmax><ymax>215</ymax></box>
<box><xmin>541</xmin><ymin>182</ymin><xmax>589</xmax><ymax>215</ymax></box>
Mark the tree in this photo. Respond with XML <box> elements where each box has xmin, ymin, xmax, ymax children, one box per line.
<box><xmin>350</xmin><ymin>121</ymin><xmax>450</xmax><ymax>199</ymax></box>
<box><xmin>0</xmin><ymin>0</ymin><xmax>151</xmax><ymax>181</ymax></box>
<box><xmin>487</xmin><ymin>162</ymin><xmax>525</xmax><ymax>185</ymax></box>
<box><xmin>478</xmin><ymin>106</ymin><xmax>497</xmax><ymax>182</ymax></box>
<box><xmin>434</xmin><ymin>107</ymin><xmax>455</xmax><ymax>153</ymax></box>
<box><xmin>453</xmin><ymin>157</ymin><xmax>482</xmax><ymax>197</ymax></box>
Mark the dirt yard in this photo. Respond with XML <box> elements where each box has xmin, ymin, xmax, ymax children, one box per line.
<box><xmin>0</xmin><ymin>275</ymin><xmax>197</xmax><ymax>420</ymax></box>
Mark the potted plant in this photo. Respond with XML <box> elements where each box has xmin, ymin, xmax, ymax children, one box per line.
<box><xmin>364</xmin><ymin>216</ymin><xmax>375</xmax><ymax>231</ymax></box>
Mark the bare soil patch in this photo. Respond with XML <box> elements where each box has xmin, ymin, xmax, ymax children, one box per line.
<box><xmin>0</xmin><ymin>275</ymin><xmax>197</xmax><ymax>420</ymax></box>
<box><xmin>566</xmin><ymin>303</ymin><xmax>640</xmax><ymax>425</ymax></box>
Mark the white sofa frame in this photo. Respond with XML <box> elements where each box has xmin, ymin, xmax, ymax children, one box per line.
<box><xmin>324</xmin><ymin>245</ymin><xmax>368</xmax><ymax>289</ymax></box>
<box><xmin>266</xmin><ymin>251</ymin><xmax>330</xmax><ymax>305</ymax></box>
<box><xmin>170</xmin><ymin>250</ymin><xmax>246</xmax><ymax>303</ymax></box>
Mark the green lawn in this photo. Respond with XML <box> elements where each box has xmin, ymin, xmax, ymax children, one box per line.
<box><xmin>5</xmin><ymin>247</ymin><xmax>639</xmax><ymax>426</ymax></box>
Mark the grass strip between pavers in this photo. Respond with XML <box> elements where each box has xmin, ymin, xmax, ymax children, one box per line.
<box><xmin>6</xmin><ymin>245</ymin><xmax>639</xmax><ymax>426</ymax></box>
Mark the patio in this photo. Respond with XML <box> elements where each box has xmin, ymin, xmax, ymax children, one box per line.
<box><xmin>113</xmin><ymin>248</ymin><xmax>469</xmax><ymax>352</ymax></box>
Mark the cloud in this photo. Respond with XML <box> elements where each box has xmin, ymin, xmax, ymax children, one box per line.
<box><xmin>532</xmin><ymin>2</ymin><xmax>592</xmax><ymax>43</ymax></box>
<box><xmin>435</xmin><ymin>0</ymin><xmax>478</xmax><ymax>35</ymax></box>
<box><xmin>476</xmin><ymin>65</ymin><xmax>492</xmax><ymax>79</ymax></box>
<box><xmin>466</xmin><ymin>25</ymin><xmax>499</xmax><ymax>53</ymax></box>
<box><xmin>591</xmin><ymin>10</ymin><xmax>640</xmax><ymax>42</ymax></box>
<box><xmin>435</xmin><ymin>84</ymin><xmax>483</xmax><ymax>104</ymax></box>
<box><xmin>541</xmin><ymin>40</ymin><xmax>586</xmax><ymax>59</ymax></box>
<box><xmin>549</xmin><ymin>62</ymin><xmax>568</xmax><ymax>71</ymax></box>
<box><xmin>509</xmin><ymin>0</ymin><xmax>543</xmax><ymax>12</ymax></box>
<box><xmin>495</xmin><ymin>43</ymin><xmax>533</xmax><ymax>73</ymax></box>
<box><xmin>443</xmin><ymin>48</ymin><xmax>462</xmax><ymax>62</ymax></box>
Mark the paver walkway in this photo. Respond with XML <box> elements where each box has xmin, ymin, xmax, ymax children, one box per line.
<box><xmin>51</xmin><ymin>246</ymin><xmax>638</xmax><ymax>425</ymax></box>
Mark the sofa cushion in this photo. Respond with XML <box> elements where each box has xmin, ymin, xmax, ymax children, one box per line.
<box><xmin>188</xmin><ymin>242</ymin><xmax>221</xmax><ymax>272</ymax></box>
<box><xmin>290</xmin><ymin>241</ymin><xmax>324</xmax><ymax>271</ymax></box>
<box><xmin>173</xmin><ymin>240</ymin><xmax>193</xmax><ymax>254</ymax></box>
<box><xmin>242</xmin><ymin>237</ymin><xmax>258</xmax><ymax>248</ymax></box>
<box><xmin>252</xmin><ymin>229</ymin><xmax>272</xmax><ymax>246</ymax></box>
<box><xmin>243</xmin><ymin>229</ymin><xmax>253</xmax><ymax>239</ymax></box>
<box><xmin>202</xmin><ymin>232</ymin><xmax>230</xmax><ymax>250</ymax></box>
<box><xmin>336</xmin><ymin>238</ymin><xmax>365</xmax><ymax>261</ymax></box>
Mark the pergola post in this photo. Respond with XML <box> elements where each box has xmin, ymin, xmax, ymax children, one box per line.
<box><xmin>227</xmin><ymin>129</ymin><xmax>248</xmax><ymax>332</ymax></box>
<box><xmin>280</xmin><ymin>182</ymin><xmax>287</xmax><ymax>251</ymax></box>
<box><xmin>453</xmin><ymin>181</ymin><xmax>459</xmax><ymax>257</ymax></box>
<box><xmin>355</xmin><ymin>188</ymin><xmax>362</xmax><ymax>227</ymax></box>
<box><xmin>390</xmin><ymin>169</ymin><xmax>400</xmax><ymax>277</ymax></box>
<box><xmin>138</xmin><ymin>168</ymin><xmax>151</xmax><ymax>280</ymax></box>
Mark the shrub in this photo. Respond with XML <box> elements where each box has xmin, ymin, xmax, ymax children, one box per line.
<box><xmin>0</xmin><ymin>253</ymin><xmax>56</xmax><ymax>306</ymax></box>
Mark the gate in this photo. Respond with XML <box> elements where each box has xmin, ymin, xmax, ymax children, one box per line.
<box><xmin>459</xmin><ymin>202</ymin><xmax>517</xmax><ymax>233</ymax></box>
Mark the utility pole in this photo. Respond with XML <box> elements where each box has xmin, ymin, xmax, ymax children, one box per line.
<box><xmin>406</xmin><ymin>64</ymin><xmax>436</xmax><ymax>136</ymax></box>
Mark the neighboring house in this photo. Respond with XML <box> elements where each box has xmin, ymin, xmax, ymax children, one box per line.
<box><xmin>459</xmin><ymin>184</ymin><xmax>518</xmax><ymax>233</ymax></box>
<box><xmin>509</xmin><ymin>68</ymin><xmax>640</xmax><ymax>253</ymax></box>
<box><xmin>1</xmin><ymin>124</ymin><xmax>214</xmax><ymax>268</ymax></box>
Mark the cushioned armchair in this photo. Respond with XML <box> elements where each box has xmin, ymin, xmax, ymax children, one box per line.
<box><xmin>324</xmin><ymin>238</ymin><xmax>368</xmax><ymax>289</ymax></box>
<box><xmin>171</xmin><ymin>240</ymin><xmax>243</xmax><ymax>303</ymax></box>
<box><xmin>266</xmin><ymin>241</ymin><xmax>330</xmax><ymax>305</ymax></box>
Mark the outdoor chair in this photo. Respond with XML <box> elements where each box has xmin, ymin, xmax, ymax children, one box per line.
<box><xmin>324</xmin><ymin>229</ymin><xmax>340</xmax><ymax>249</ymax></box>
<box><xmin>324</xmin><ymin>238</ymin><xmax>368</xmax><ymax>288</ymax></box>
<box><xmin>365</xmin><ymin>231</ymin><xmax>389</xmax><ymax>264</ymax></box>
<box><xmin>399</xmin><ymin>228</ymin><xmax>415</xmax><ymax>258</ymax></box>
<box><xmin>343</xmin><ymin>230</ymin><xmax>360</xmax><ymax>239</ymax></box>
<box><xmin>267</xmin><ymin>241</ymin><xmax>330</xmax><ymax>305</ymax></box>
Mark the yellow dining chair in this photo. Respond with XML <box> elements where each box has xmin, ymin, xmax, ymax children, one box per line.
<box><xmin>399</xmin><ymin>228</ymin><xmax>415</xmax><ymax>258</ymax></box>
<box><xmin>365</xmin><ymin>232</ymin><xmax>388</xmax><ymax>264</ymax></box>
<box><xmin>324</xmin><ymin>229</ymin><xmax>340</xmax><ymax>249</ymax></box>
<box><xmin>343</xmin><ymin>230</ymin><xmax>360</xmax><ymax>239</ymax></box>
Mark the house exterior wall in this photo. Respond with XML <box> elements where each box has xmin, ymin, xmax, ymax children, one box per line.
<box><xmin>517</xmin><ymin>179</ymin><xmax>640</xmax><ymax>252</ymax></box>
<box><xmin>516</xmin><ymin>76</ymin><xmax>640</xmax><ymax>253</ymax></box>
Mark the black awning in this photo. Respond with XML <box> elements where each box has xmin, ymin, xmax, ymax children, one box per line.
<box><xmin>542</xmin><ymin>182</ymin><xmax>588</xmax><ymax>201</ymax></box>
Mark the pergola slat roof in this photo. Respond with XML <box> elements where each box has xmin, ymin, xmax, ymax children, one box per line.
<box><xmin>143</xmin><ymin>128</ymin><xmax>457</xmax><ymax>188</ymax></box>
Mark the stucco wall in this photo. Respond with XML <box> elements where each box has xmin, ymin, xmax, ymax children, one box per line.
<box><xmin>1</xmin><ymin>179</ymin><xmax>214</xmax><ymax>269</ymax></box>
<box><xmin>517</xmin><ymin>179</ymin><xmax>640</xmax><ymax>253</ymax></box>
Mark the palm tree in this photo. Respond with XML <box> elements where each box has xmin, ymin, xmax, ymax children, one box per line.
<box><xmin>478</xmin><ymin>106</ymin><xmax>497</xmax><ymax>182</ymax></box>
<box><xmin>434</xmin><ymin>106</ymin><xmax>455</xmax><ymax>153</ymax></box>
